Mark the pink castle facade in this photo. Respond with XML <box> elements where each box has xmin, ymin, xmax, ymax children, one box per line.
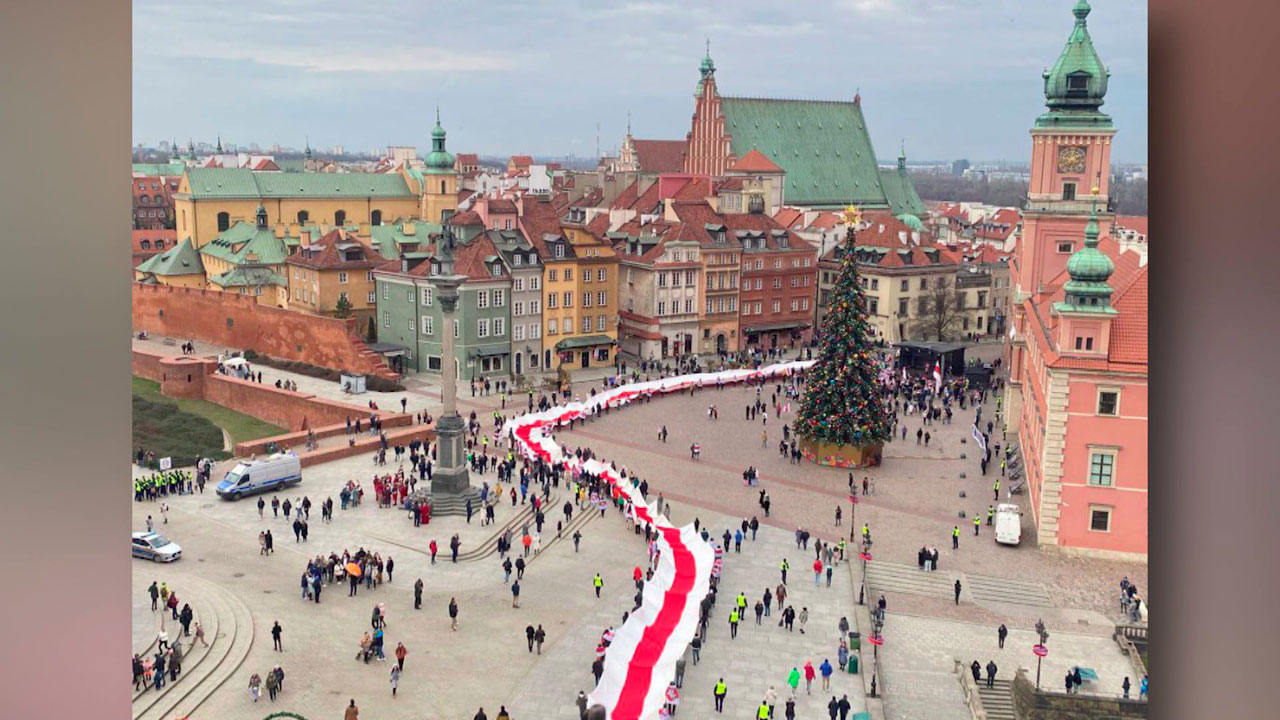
<box><xmin>1004</xmin><ymin>1</ymin><xmax>1148</xmax><ymax>560</ymax></box>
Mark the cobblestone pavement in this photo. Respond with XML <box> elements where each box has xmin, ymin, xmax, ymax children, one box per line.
<box><xmin>131</xmin><ymin>451</ymin><xmax>866</xmax><ymax>719</ymax></box>
<box><xmin>876</xmin><ymin>613</ymin><xmax>1137</xmax><ymax>720</ymax></box>
<box><xmin>506</xmin><ymin>502</ymin><xmax>866</xmax><ymax>719</ymax></box>
<box><xmin>554</xmin><ymin>376</ymin><xmax>1146</xmax><ymax>623</ymax></box>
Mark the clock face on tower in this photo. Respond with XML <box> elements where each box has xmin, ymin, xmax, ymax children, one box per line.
<box><xmin>1057</xmin><ymin>145</ymin><xmax>1087</xmax><ymax>174</ymax></box>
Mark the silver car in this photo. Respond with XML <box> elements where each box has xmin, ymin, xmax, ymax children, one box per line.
<box><xmin>132</xmin><ymin>531</ymin><xmax>182</xmax><ymax>562</ymax></box>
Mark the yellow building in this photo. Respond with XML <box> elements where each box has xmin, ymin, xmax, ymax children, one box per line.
<box><xmin>173</xmin><ymin>116</ymin><xmax>459</xmax><ymax>248</ymax></box>
<box><xmin>284</xmin><ymin>228</ymin><xmax>380</xmax><ymax>327</ymax></box>
<box><xmin>520</xmin><ymin>199</ymin><xmax>620</xmax><ymax>372</ymax></box>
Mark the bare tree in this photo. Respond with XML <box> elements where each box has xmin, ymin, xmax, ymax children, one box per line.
<box><xmin>912</xmin><ymin>277</ymin><xmax>965</xmax><ymax>341</ymax></box>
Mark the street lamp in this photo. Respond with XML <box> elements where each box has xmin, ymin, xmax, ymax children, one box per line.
<box><xmin>858</xmin><ymin>536</ymin><xmax>873</xmax><ymax>605</ymax></box>
<box><xmin>1033</xmin><ymin>618</ymin><xmax>1050</xmax><ymax>689</ymax></box>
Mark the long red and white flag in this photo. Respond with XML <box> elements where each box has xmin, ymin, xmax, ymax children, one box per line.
<box><xmin>503</xmin><ymin>359</ymin><xmax>814</xmax><ymax>720</ymax></box>
<box><xmin>932</xmin><ymin>360</ymin><xmax>943</xmax><ymax>394</ymax></box>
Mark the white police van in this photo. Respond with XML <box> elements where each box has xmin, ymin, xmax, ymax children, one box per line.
<box><xmin>216</xmin><ymin>452</ymin><xmax>302</xmax><ymax>500</ymax></box>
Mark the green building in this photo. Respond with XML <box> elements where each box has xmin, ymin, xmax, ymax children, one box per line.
<box><xmin>372</xmin><ymin>229</ymin><xmax>513</xmax><ymax>378</ymax></box>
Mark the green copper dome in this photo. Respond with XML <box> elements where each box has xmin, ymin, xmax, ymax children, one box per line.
<box><xmin>1036</xmin><ymin>1</ymin><xmax>1112</xmax><ymax>129</ymax></box>
<box><xmin>1061</xmin><ymin>209</ymin><xmax>1115</xmax><ymax>309</ymax></box>
<box><xmin>896</xmin><ymin>213</ymin><xmax>925</xmax><ymax>233</ymax></box>
<box><xmin>695</xmin><ymin>42</ymin><xmax>716</xmax><ymax>96</ymax></box>
<box><xmin>1044</xmin><ymin>1</ymin><xmax>1110</xmax><ymax>110</ymax></box>
<box><xmin>424</xmin><ymin>109</ymin><xmax>455</xmax><ymax>172</ymax></box>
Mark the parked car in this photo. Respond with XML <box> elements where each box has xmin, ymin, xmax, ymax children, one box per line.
<box><xmin>132</xmin><ymin>531</ymin><xmax>182</xmax><ymax>562</ymax></box>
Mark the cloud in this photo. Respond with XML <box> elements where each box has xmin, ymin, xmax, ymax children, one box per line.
<box><xmin>141</xmin><ymin>41</ymin><xmax>517</xmax><ymax>74</ymax></box>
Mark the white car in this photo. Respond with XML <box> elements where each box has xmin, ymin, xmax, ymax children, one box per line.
<box><xmin>132</xmin><ymin>531</ymin><xmax>182</xmax><ymax>562</ymax></box>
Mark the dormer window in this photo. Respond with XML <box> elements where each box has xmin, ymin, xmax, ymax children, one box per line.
<box><xmin>554</xmin><ymin>243</ymin><xmax>565</xmax><ymax>259</ymax></box>
<box><xmin>778</xmin><ymin>236</ymin><xmax>789</xmax><ymax>249</ymax></box>
<box><xmin>1066</xmin><ymin>72</ymin><xmax>1090</xmax><ymax>96</ymax></box>
<box><xmin>512</xmin><ymin>254</ymin><xmax>522</xmax><ymax>266</ymax></box>
<box><xmin>491</xmin><ymin>264</ymin><xmax>502</xmax><ymax>277</ymax></box>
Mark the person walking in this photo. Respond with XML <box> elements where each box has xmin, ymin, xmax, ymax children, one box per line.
<box><xmin>449</xmin><ymin>597</ymin><xmax>459</xmax><ymax>631</ymax></box>
<box><xmin>952</xmin><ymin>525</ymin><xmax>960</xmax><ymax>550</ymax></box>
<box><xmin>827</xmin><ymin>696</ymin><xmax>839</xmax><ymax>720</ymax></box>
<box><xmin>414</xmin><ymin>578</ymin><xmax>424</xmax><ymax>610</ymax></box>
<box><xmin>511</xmin><ymin>580</ymin><xmax>521</xmax><ymax>608</ymax></box>
<box><xmin>389</xmin><ymin>664</ymin><xmax>401</xmax><ymax>696</ymax></box>
<box><xmin>954</xmin><ymin>579</ymin><xmax>962</xmax><ymax>605</ymax></box>
<box><xmin>813</xmin><ymin>558</ymin><xmax>823</xmax><ymax>586</ymax></box>
<box><xmin>764</xmin><ymin>686</ymin><xmax>778</xmax><ymax>718</ymax></box>
<box><xmin>248</xmin><ymin>672</ymin><xmax>262</xmax><ymax>702</ymax></box>
<box><xmin>265</xmin><ymin>668</ymin><xmax>280</xmax><ymax>702</ymax></box>
<box><xmin>526</xmin><ymin>624</ymin><xmax>536</xmax><ymax>653</ymax></box>
<box><xmin>780</xmin><ymin>558</ymin><xmax>789</xmax><ymax>585</ymax></box>
<box><xmin>344</xmin><ymin>699</ymin><xmax>359</xmax><ymax>720</ymax></box>
<box><xmin>820</xmin><ymin>658</ymin><xmax>833</xmax><ymax>691</ymax></box>
<box><xmin>593</xmin><ymin>573</ymin><xmax>604</xmax><ymax>598</ymax></box>
<box><xmin>577</xmin><ymin>690</ymin><xmax>589</xmax><ymax>719</ymax></box>
<box><xmin>803</xmin><ymin>661</ymin><xmax>815</xmax><ymax>695</ymax></box>
<box><xmin>272</xmin><ymin>621</ymin><xmax>283</xmax><ymax>651</ymax></box>
<box><xmin>798</xmin><ymin>607</ymin><xmax>808</xmax><ymax>634</ymax></box>
<box><xmin>1122</xmin><ymin>676</ymin><xmax>1131</xmax><ymax>698</ymax></box>
<box><xmin>535</xmin><ymin>625</ymin><xmax>546</xmax><ymax>654</ymax></box>
<box><xmin>787</xmin><ymin>667</ymin><xmax>801</xmax><ymax>698</ymax></box>
<box><xmin>729</xmin><ymin>607</ymin><xmax>740</xmax><ymax>638</ymax></box>
<box><xmin>974</xmin><ymin>514</ymin><xmax>981</xmax><ymax>536</ymax></box>
<box><xmin>997</xmin><ymin>623</ymin><xmax>1008</xmax><ymax>649</ymax></box>
<box><xmin>395</xmin><ymin>642</ymin><xmax>407</xmax><ymax>671</ymax></box>
<box><xmin>714</xmin><ymin>677</ymin><xmax>727</xmax><ymax>712</ymax></box>
<box><xmin>986</xmin><ymin>660</ymin><xmax>997</xmax><ymax>689</ymax></box>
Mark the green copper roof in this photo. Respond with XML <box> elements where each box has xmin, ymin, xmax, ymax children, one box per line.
<box><xmin>1036</xmin><ymin>0</ymin><xmax>1113</xmax><ymax>129</ymax></box>
<box><xmin>424</xmin><ymin>110</ymin><xmax>455</xmax><ymax>172</ymax></box>
<box><xmin>879</xmin><ymin>168</ymin><xmax>928</xmax><ymax>217</ymax></box>
<box><xmin>133</xmin><ymin>162</ymin><xmax>187</xmax><ymax>177</ymax></box>
<box><xmin>136</xmin><ymin>237</ymin><xmax>205</xmax><ymax>276</ymax></box>
<box><xmin>370</xmin><ymin>221</ymin><xmax>443</xmax><ymax>260</ymax></box>
<box><xmin>199</xmin><ymin>222</ymin><xmax>290</xmax><ymax>266</ymax></box>
<box><xmin>181</xmin><ymin>167</ymin><xmax>413</xmax><ymax>199</ymax></box>
<box><xmin>1057</xmin><ymin>208</ymin><xmax>1115</xmax><ymax>312</ymax></box>
<box><xmin>208</xmin><ymin>266</ymin><xmax>286</xmax><ymax>289</ymax></box>
<box><xmin>719</xmin><ymin>97</ymin><xmax>911</xmax><ymax>208</ymax></box>
<box><xmin>896</xmin><ymin>213</ymin><xmax>926</xmax><ymax>233</ymax></box>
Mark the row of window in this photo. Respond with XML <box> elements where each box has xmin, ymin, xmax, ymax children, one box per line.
<box><xmin>512</xmin><ymin>300</ymin><xmax>542</xmax><ymax>316</ymax></box>
<box><xmin>740</xmin><ymin>257</ymin><xmax>812</xmax><ymax>271</ymax></box>
<box><xmin>657</xmin><ymin>299</ymin><xmax>696</xmax><ymax>316</ymax></box>
<box><xmin>546</xmin><ymin>268</ymin><xmax>608</xmax><ymax>283</ymax></box>
<box><xmin>137</xmin><ymin>239</ymin><xmax>167</xmax><ymax>250</ymax></box>
<box><xmin>214</xmin><ymin>209</ymin><xmax>386</xmax><ymax>233</ymax></box>
<box><xmin>136</xmin><ymin>194</ymin><xmax>167</xmax><ymax>206</ymax></box>
<box><xmin>546</xmin><ymin>291</ymin><xmax>607</xmax><ymax>309</ymax></box>
<box><xmin>741</xmin><ymin>297</ymin><xmax>811</xmax><ymax>315</ymax></box>
<box><xmin>701</xmin><ymin>296</ymin><xmax>739</xmax><ymax>314</ymax></box>
<box><xmin>546</xmin><ymin>315</ymin><xmax>609</xmax><ymax>335</ymax></box>
<box><xmin>512</xmin><ymin>276</ymin><xmax>541</xmax><ymax>292</ymax></box>
<box><xmin>135</xmin><ymin>209</ymin><xmax>167</xmax><ymax>219</ymax></box>
<box><xmin>657</xmin><ymin>270</ymin><xmax>699</xmax><ymax>288</ymax></box>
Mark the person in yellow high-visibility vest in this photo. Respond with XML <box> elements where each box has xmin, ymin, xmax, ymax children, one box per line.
<box><xmin>593</xmin><ymin>573</ymin><xmax>603</xmax><ymax>598</ymax></box>
<box><xmin>952</xmin><ymin>525</ymin><xmax>961</xmax><ymax>549</ymax></box>
<box><xmin>974</xmin><ymin>514</ymin><xmax>981</xmax><ymax>536</ymax></box>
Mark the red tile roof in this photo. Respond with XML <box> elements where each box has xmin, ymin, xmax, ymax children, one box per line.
<box><xmin>715</xmin><ymin>177</ymin><xmax>746</xmax><ymax>192</ymax></box>
<box><xmin>286</xmin><ymin>229</ymin><xmax>379</xmax><ymax>270</ymax></box>
<box><xmin>610</xmin><ymin>181</ymin><xmax>641</xmax><ymax>210</ymax></box>
<box><xmin>446</xmin><ymin>210</ymin><xmax>484</xmax><ymax>226</ymax></box>
<box><xmin>773</xmin><ymin>207</ymin><xmax>805</xmax><ymax>230</ymax></box>
<box><xmin>671</xmin><ymin>176</ymin><xmax>713</xmax><ymax>202</ymax></box>
<box><xmin>517</xmin><ymin>198</ymin><xmax>565</xmax><ymax>258</ymax></box>
<box><xmin>632</xmin><ymin>140</ymin><xmax>686</xmax><ymax>173</ymax></box>
<box><xmin>456</xmin><ymin>153</ymin><xmax>479</xmax><ymax>167</ymax></box>
<box><xmin>252</xmin><ymin>158</ymin><xmax>281</xmax><ymax>171</ymax></box>
<box><xmin>453</xmin><ymin>232</ymin><xmax>509</xmax><ymax>281</ymax></box>
<box><xmin>509</xmin><ymin>155</ymin><xmax>533</xmax><ymax>168</ymax></box>
<box><xmin>1108</xmin><ymin>267</ymin><xmax>1148</xmax><ymax>365</ymax></box>
<box><xmin>728</xmin><ymin>149</ymin><xmax>783</xmax><ymax>173</ymax></box>
<box><xmin>487</xmin><ymin>199</ymin><xmax>518</xmax><ymax>214</ymax></box>
<box><xmin>133</xmin><ymin>229</ymin><xmax>177</xmax><ymax>253</ymax></box>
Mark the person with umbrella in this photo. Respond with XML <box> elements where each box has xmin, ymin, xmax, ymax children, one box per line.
<box><xmin>347</xmin><ymin>562</ymin><xmax>362</xmax><ymax>596</ymax></box>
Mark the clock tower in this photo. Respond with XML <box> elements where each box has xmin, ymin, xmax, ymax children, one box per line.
<box><xmin>1006</xmin><ymin>0</ymin><xmax>1117</xmax><ymax>430</ymax></box>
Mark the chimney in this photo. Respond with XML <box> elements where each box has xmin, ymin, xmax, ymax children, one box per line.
<box><xmin>403</xmin><ymin>222</ymin><xmax>416</xmax><ymax>236</ymax></box>
<box><xmin>274</xmin><ymin>223</ymin><xmax>286</xmax><ymax>239</ymax></box>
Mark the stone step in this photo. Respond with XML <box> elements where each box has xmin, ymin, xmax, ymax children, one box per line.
<box><xmin>965</xmin><ymin>574</ymin><xmax>1053</xmax><ymax>608</ymax></box>
<box><xmin>165</xmin><ymin>580</ymin><xmax>255</xmax><ymax>720</ymax></box>
<box><xmin>133</xmin><ymin>577</ymin><xmax>234</xmax><ymax>720</ymax></box>
<box><xmin>525</xmin><ymin>502</ymin><xmax>597</xmax><ymax>565</ymax></box>
<box><xmin>131</xmin><ymin>590</ymin><xmax>220</xmax><ymax>705</ymax></box>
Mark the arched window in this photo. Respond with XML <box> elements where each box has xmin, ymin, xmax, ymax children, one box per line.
<box><xmin>334</xmin><ymin>210</ymin><xmax>347</xmax><ymax>226</ymax></box>
<box><xmin>140</xmin><ymin>240</ymin><xmax>151</xmax><ymax>249</ymax></box>
<box><xmin>297</xmin><ymin>210</ymin><xmax>309</xmax><ymax>224</ymax></box>
<box><xmin>440</xmin><ymin>181</ymin><xmax>446</xmax><ymax>194</ymax></box>
<box><xmin>371</xmin><ymin>210</ymin><xmax>383</xmax><ymax>226</ymax></box>
<box><xmin>155</xmin><ymin>239</ymin><xmax>165</xmax><ymax>249</ymax></box>
<box><xmin>216</xmin><ymin>211</ymin><xmax>230</xmax><ymax>232</ymax></box>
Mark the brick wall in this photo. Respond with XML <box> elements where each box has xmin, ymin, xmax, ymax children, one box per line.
<box><xmin>133</xmin><ymin>350</ymin><xmax>167</xmax><ymax>382</ymax></box>
<box><xmin>204</xmin><ymin>374</ymin><xmax>377</xmax><ymax>431</ymax></box>
<box><xmin>1012</xmin><ymin>669</ymin><xmax>1147</xmax><ymax>719</ymax></box>
<box><xmin>131</xmin><ymin>282</ymin><xmax>397</xmax><ymax>379</ymax></box>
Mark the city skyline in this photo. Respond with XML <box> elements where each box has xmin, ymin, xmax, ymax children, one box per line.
<box><xmin>133</xmin><ymin>0</ymin><xmax>1148</xmax><ymax>164</ymax></box>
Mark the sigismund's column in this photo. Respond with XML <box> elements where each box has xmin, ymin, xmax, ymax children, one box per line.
<box><xmin>425</xmin><ymin>231</ymin><xmax>479</xmax><ymax>513</ymax></box>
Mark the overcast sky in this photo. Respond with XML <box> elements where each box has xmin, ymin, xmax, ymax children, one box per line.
<box><xmin>133</xmin><ymin>0</ymin><xmax>1147</xmax><ymax>164</ymax></box>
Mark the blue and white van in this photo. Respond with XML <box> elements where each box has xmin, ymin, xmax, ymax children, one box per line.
<box><xmin>216</xmin><ymin>452</ymin><xmax>303</xmax><ymax>500</ymax></box>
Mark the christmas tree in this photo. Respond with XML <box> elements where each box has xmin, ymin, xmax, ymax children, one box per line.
<box><xmin>795</xmin><ymin>206</ymin><xmax>895</xmax><ymax>449</ymax></box>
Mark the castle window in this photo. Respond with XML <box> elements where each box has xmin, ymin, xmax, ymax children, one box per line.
<box><xmin>297</xmin><ymin>210</ymin><xmax>309</xmax><ymax>224</ymax></box>
<box><xmin>217</xmin><ymin>211</ymin><xmax>230</xmax><ymax>232</ymax></box>
<box><xmin>371</xmin><ymin>210</ymin><xmax>383</xmax><ymax>226</ymax></box>
<box><xmin>334</xmin><ymin>210</ymin><xmax>347</xmax><ymax>226</ymax></box>
<box><xmin>1062</xmin><ymin>182</ymin><xmax>1076</xmax><ymax>201</ymax></box>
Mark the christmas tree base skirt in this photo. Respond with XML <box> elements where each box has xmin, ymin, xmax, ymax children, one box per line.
<box><xmin>800</xmin><ymin>439</ymin><xmax>883</xmax><ymax>469</ymax></box>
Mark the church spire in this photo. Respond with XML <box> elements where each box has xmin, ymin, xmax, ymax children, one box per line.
<box><xmin>898</xmin><ymin>139</ymin><xmax>907</xmax><ymax>172</ymax></box>
<box><xmin>216</xmin><ymin>134</ymin><xmax>223</xmax><ymax>154</ymax></box>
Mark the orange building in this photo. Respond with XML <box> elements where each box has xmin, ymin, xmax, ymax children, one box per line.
<box><xmin>284</xmin><ymin>228</ymin><xmax>380</xmax><ymax>327</ymax></box>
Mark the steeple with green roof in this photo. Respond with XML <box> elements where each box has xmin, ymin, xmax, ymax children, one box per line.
<box><xmin>1055</xmin><ymin>205</ymin><xmax>1117</xmax><ymax>313</ymax></box>
<box><xmin>1036</xmin><ymin>0</ymin><xmax>1112</xmax><ymax>129</ymax></box>
<box><xmin>695</xmin><ymin>40</ymin><xmax>717</xmax><ymax>97</ymax></box>
<box><xmin>424</xmin><ymin>108</ymin><xmax>455</xmax><ymax>174</ymax></box>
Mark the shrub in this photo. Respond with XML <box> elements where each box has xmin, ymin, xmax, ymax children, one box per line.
<box><xmin>366</xmin><ymin>376</ymin><xmax>406</xmax><ymax>393</ymax></box>
<box><xmin>132</xmin><ymin>395</ymin><xmax>230</xmax><ymax>467</ymax></box>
